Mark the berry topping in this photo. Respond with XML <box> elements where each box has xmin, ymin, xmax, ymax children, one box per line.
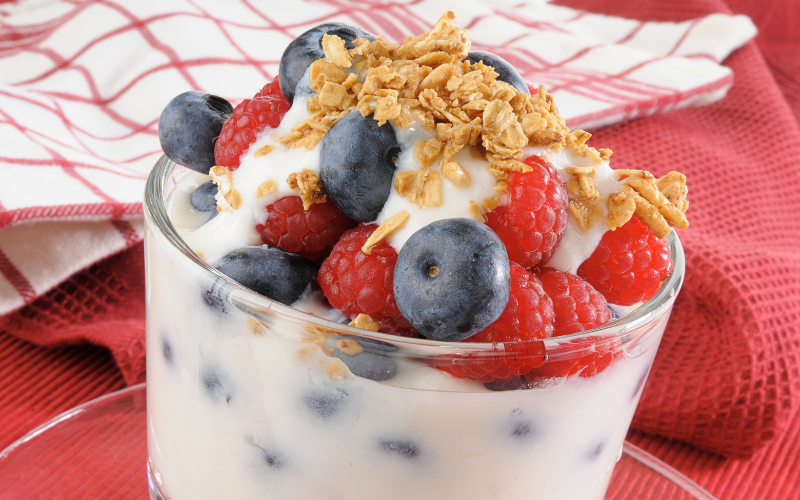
<box><xmin>469</xmin><ymin>263</ymin><xmax>554</xmax><ymax>343</ymax></box>
<box><xmin>215</xmin><ymin>246</ymin><xmax>318</xmax><ymax>306</ymax></box>
<box><xmin>577</xmin><ymin>216</ymin><xmax>674</xmax><ymax>306</ymax></box>
<box><xmin>394</xmin><ymin>219</ymin><xmax>510</xmax><ymax>342</ymax></box>
<box><xmin>158</xmin><ymin>91</ymin><xmax>232</xmax><ymax>174</ymax></box>
<box><xmin>318</xmin><ymin>225</ymin><xmax>416</xmax><ymax>336</ymax></box>
<box><xmin>190</xmin><ymin>180</ymin><xmax>218</xmax><ymax>212</ymax></box>
<box><xmin>525</xmin><ymin>336</ymin><xmax>624</xmax><ymax>381</ymax></box>
<box><xmin>320</xmin><ymin>111</ymin><xmax>400</xmax><ymax>222</ymax></box>
<box><xmin>464</xmin><ymin>51</ymin><xmax>529</xmax><ymax>94</ymax></box>
<box><xmin>256</xmin><ymin>196</ymin><xmax>356</xmax><ymax>263</ymax></box>
<box><xmin>279</xmin><ymin>23</ymin><xmax>376</xmax><ymax>104</ymax></box>
<box><xmin>214</xmin><ymin>78</ymin><xmax>290</xmax><ymax>169</ymax></box>
<box><xmin>433</xmin><ymin>264</ymin><xmax>552</xmax><ymax>382</ymax></box>
<box><xmin>486</xmin><ymin>155</ymin><xmax>568</xmax><ymax>268</ymax></box>
<box><xmin>537</xmin><ymin>268</ymin><xmax>613</xmax><ymax>336</ymax></box>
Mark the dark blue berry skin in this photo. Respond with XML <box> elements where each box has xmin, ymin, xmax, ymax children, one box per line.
<box><xmin>586</xmin><ymin>441</ymin><xmax>606</xmax><ymax>461</ymax></box>
<box><xmin>190</xmin><ymin>180</ymin><xmax>219</xmax><ymax>221</ymax></box>
<box><xmin>162</xmin><ymin>339</ymin><xmax>173</xmax><ymax>364</ymax></box>
<box><xmin>333</xmin><ymin>335</ymin><xmax>398</xmax><ymax>381</ymax></box>
<box><xmin>394</xmin><ymin>219</ymin><xmax>510</xmax><ymax>342</ymax></box>
<box><xmin>202</xmin><ymin>368</ymin><xmax>234</xmax><ymax>403</ymax></box>
<box><xmin>260</xmin><ymin>450</ymin><xmax>285</xmax><ymax>470</ymax></box>
<box><xmin>484</xmin><ymin>376</ymin><xmax>534</xmax><ymax>392</ymax></box>
<box><xmin>249</xmin><ymin>440</ymin><xmax>288</xmax><ymax>471</ymax></box>
<box><xmin>279</xmin><ymin>23</ymin><xmax>376</xmax><ymax>104</ymax></box>
<box><xmin>510</xmin><ymin>421</ymin><xmax>535</xmax><ymax>439</ymax></box>
<box><xmin>202</xmin><ymin>285</ymin><xmax>228</xmax><ymax>313</ymax></box>
<box><xmin>190</xmin><ymin>180</ymin><xmax>218</xmax><ymax>212</ymax></box>
<box><xmin>320</xmin><ymin>111</ymin><xmax>400</xmax><ymax>222</ymax></box>
<box><xmin>464</xmin><ymin>51</ymin><xmax>529</xmax><ymax>94</ymax></box>
<box><xmin>380</xmin><ymin>439</ymin><xmax>420</xmax><ymax>460</ymax></box>
<box><xmin>158</xmin><ymin>91</ymin><xmax>233</xmax><ymax>174</ymax></box>
<box><xmin>304</xmin><ymin>388</ymin><xmax>348</xmax><ymax>420</ymax></box>
<box><xmin>215</xmin><ymin>246</ymin><xmax>318</xmax><ymax>306</ymax></box>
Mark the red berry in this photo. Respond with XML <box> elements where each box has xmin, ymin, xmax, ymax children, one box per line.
<box><xmin>319</xmin><ymin>225</ymin><xmax>417</xmax><ymax>337</ymax></box>
<box><xmin>486</xmin><ymin>155</ymin><xmax>568</xmax><ymax>268</ymax></box>
<box><xmin>214</xmin><ymin>77</ymin><xmax>290</xmax><ymax>169</ymax></box>
<box><xmin>577</xmin><ymin>216</ymin><xmax>674</xmax><ymax>306</ymax></box>
<box><xmin>525</xmin><ymin>269</ymin><xmax>619</xmax><ymax>380</ymax></box>
<box><xmin>538</xmin><ymin>268</ymin><xmax>613</xmax><ymax>336</ymax></box>
<box><xmin>525</xmin><ymin>336</ymin><xmax>623</xmax><ymax>381</ymax></box>
<box><xmin>432</xmin><ymin>264</ymin><xmax>554</xmax><ymax>382</ymax></box>
<box><xmin>256</xmin><ymin>196</ymin><xmax>356</xmax><ymax>263</ymax></box>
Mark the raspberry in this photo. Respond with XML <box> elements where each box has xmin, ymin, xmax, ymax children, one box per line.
<box><xmin>523</xmin><ymin>269</ymin><xmax>619</xmax><ymax>380</ymax></box>
<box><xmin>318</xmin><ymin>225</ymin><xmax>417</xmax><ymax>337</ymax></box>
<box><xmin>577</xmin><ymin>216</ymin><xmax>674</xmax><ymax>306</ymax></box>
<box><xmin>256</xmin><ymin>196</ymin><xmax>356</xmax><ymax>263</ymax></box>
<box><xmin>538</xmin><ymin>268</ymin><xmax>613</xmax><ymax>336</ymax></box>
<box><xmin>486</xmin><ymin>155</ymin><xmax>568</xmax><ymax>268</ymax></box>
<box><xmin>433</xmin><ymin>264</ymin><xmax>554</xmax><ymax>382</ymax></box>
<box><xmin>214</xmin><ymin>77</ymin><xmax>290</xmax><ymax>169</ymax></box>
<box><xmin>525</xmin><ymin>336</ymin><xmax>623</xmax><ymax>381</ymax></box>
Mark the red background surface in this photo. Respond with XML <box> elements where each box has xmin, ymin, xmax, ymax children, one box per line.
<box><xmin>2</xmin><ymin>0</ymin><xmax>800</xmax><ymax>498</ymax></box>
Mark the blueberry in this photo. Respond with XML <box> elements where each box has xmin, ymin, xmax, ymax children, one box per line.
<box><xmin>394</xmin><ymin>219</ymin><xmax>510</xmax><ymax>342</ymax></box>
<box><xmin>279</xmin><ymin>23</ymin><xmax>376</xmax><ymax>104</ymax></box>
<box><xmin>158</xmin><ymin>91</ymin><xmax>233</xmax><ymax>174</ymax></box>
<box><xmin>202</xmin><ymin>285</ymin><xmax>228</xmax><ymax>313</ymax></box>
<box><xmin>251</xmin><ymin>442</ymin><xmax>287</xmax><ymax>471</ymax></box>
<box><xmin>586</xmin><ymin>441</ymin><xmax>606</xmax><ymax>461</ymax></box>
<box><xmin>380</xmin><ymin>439</ymin><xmax>420</xmax><ymax>460</ymax></box>
<box><xmin>510</xmin><ymin>421</ymin><xmax>535</xmax><ymax>439</ymax></box>
<box><xmin>202</xmin><ymin>368</ymin><xmax>234</xmax><ymax>403</ymax></box>
<box><xmin>320</xmin><ymin>111</ymin><xmax>400</xmax><ymax>222</ymax></box>
<box><xmin>162</xmin><ymin>339</ymin><xmax>173</xmax><ymax>364</ymax></box>
<box><xmin>262</xmin><ymin>452</ymin><xmax>285</xmax><ymax>470</ymax></box>
<box><xmin>215</xmin><ymin>246</ymin><xmax>318</xmax><ymax>306</ymax></box>
<box><xmin>333</xmin><ymin>335</ymin><xmax>398</xmax><ymax>381</ymax></box>
<box><xmin>484</xmin><ymin>376</ymin><xmax>534</xmax><ymax>392</ymax></box>
<box><xmin>464</xmin><ymin>51</ymin><xmax>529</xmax><ymax>94</ymax></box>
<box><xmin>304</xmin><ymin>388</ymin><xmax>348</xmax><ymax>419</ymax></box>
<box><xmin>190</xmin><ymin>180</ymin><xmax>218</xmax><ymax>212</ymax></box>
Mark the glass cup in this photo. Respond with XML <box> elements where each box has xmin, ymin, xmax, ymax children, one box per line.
<box><xmin>144</xmin><ymin>156</ymin><xmax>685</xmax><ymax>500</ymax></box>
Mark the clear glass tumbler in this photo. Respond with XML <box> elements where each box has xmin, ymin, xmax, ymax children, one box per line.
<box><xmin>144</xmin><ymin>157</ymin><xmax>685</xmax><ymax>500</ymax></box>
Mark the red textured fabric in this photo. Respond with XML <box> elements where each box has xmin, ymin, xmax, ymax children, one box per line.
<box><xmin>1</xmin><ymin>0</ymin><xmax>799</xmax><ymax>480</ymax></box>
<box><xmin>0</xmin><ymin>243</ymin><xmax>145</xmax><ymax>386</ymax></box>
<box><xmin>553</xmin><ymin>0</ymin><xmax>800</xmax><ymax>459</ymax></box>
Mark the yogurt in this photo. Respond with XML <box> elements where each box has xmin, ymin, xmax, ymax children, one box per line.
<box><xmin>144</xmin><ymin>197</ymin><xmax>674</xmax><ymax>499</ymax></box>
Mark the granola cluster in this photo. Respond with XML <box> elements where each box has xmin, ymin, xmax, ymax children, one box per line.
<box><xmin>223</xmin><ymin>11</ymin><xmax>688</xmax><ymax>240</ymax></box>
<box><xmin>209</xmin><ymin>166</ymin><xmax>241</xmax><ymax>211</ymax></box>
<box><xmin>286</xmin><ymin>169</ymin><xmax>327</xmax><ymax>210</ymax></box>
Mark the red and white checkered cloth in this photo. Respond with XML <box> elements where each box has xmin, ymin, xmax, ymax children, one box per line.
<box><xmin>0</xmin><ymin>0</ymin><xmax>755</xmax><ymax>314</ymax></box>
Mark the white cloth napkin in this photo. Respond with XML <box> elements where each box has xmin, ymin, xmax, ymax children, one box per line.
<box><xmin>0</xmin><ymin>0</ymin><xmax>756</xmax><ymax>314</ymax></box>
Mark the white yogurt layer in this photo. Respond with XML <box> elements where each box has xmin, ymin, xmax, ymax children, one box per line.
<box><xmin>146</xmin><ymin>223</ymin><xmax>669</xmax><ymax>500</ymax></box>
<box><xmin>176</xmin><ymin>93</ymin><xmax>620</xmax><ymax>272</ymax></box>
<box><xmin>152</xmin><ymin>89</ymin><xmax>664</xmax><ymax>500</ymax></box>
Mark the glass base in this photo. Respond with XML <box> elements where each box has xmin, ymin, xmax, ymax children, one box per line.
<box><xmin>0</xmin><ymin>383</ymin><xmax>717</xmax><ymax>500</ymax></box>
<box><xmin>147</xmin><ymin>459</ymin><xmax>166</xmax><ymax>500</ymax></box>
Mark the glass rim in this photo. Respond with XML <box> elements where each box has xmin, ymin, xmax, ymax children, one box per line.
<box><xmin>145</xmin><ymin>155</ymin><xmax>685</xmax><ymax>352</ymax></box>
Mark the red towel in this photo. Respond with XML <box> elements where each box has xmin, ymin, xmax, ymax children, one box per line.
<box><xmin>2</xmin><ymin>0</ymin><xmax>799</xmax><ymax>461</ymax></box>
